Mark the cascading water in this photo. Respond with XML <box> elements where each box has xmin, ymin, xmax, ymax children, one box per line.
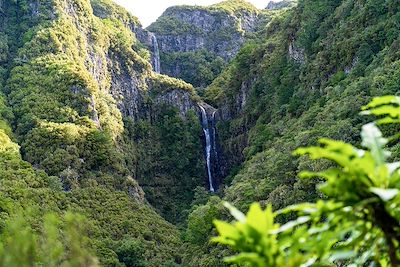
<box><xmin>212</xmin><ymin>111</ymin><xmax>219</xmax><ymax>168</ymax></box>
<box><xmin>150</xmin><ymin>33</ymin><xmax>161</xmax><ymax>73</ymax></box>
<box><xmin>199</xmin><ymin>105</ymin><xmax>216</xmax><ymax>192</ymax></box>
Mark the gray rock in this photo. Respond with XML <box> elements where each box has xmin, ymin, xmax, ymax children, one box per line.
<box><xmin>124</xmin><ymin>176</ymin><xmax>146</xmax><ymax>203</ymax></box>
<box><xmin>148</xmin><ymin>4</ymin><xmax>261</xmax><ymax>82</ymax></box>
<box><xmin>344</xmin><ymin>57</ymin><xmax>358</xmax><ymax>74</ymax></box>
<box><xmin>150</xmin><ymin>7</ymin><xmax>258</xmax><ymax>61</ymax></box>
<box><xmin>107</xmin><ymin>55</ymin><xmax>148</xmax><ymax>119</ymax></box>
<box><xmin>89</xmin><ymin>1</ymin><xmax>201</xmax><ymax>120</ymax></box>
<box><xmin>154</xmin><ymin>89</ymin><xmax>198</xmax><ymax>117</ymax></box>
<box><xmin>134</xmin><ymin>28</ymin><xmax>161</xmax><ymax>73</ymax></box>
<box><xmin>218</xmin><ymin>78</ymin><xmax>254</xmax><ymax>121</ymax></box>
<box><xmin>288</xmin><ymin>41</ymin><xmax>305</xmax><ymax>64</ymax></box>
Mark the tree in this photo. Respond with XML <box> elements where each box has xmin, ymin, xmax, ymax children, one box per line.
<box><xmin>114</xmin><ymin>238</ymin><xmax>145</xmax><ymax>267</ymax></box>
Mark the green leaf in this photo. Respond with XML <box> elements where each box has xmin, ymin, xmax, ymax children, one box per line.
<box><xmin>369</xmin><ymin>187</ymin><xmax>399</xmax><ymax>201</ymax></box>
<box><xmin>377</xmin><ymin>117</ymin><xmax>400</xmax><ymax>125</ymax></box>
<box><xmin>213</xmin><ymin>220</ymin><xmax>240</xmax><ymax>240</ymax></box>
<box><xmin>328</xmin><ymin>250</ymin><xmax>357</xmax><ymax>261</ymax></box>
<box><xmin>362</xmin><ymin>96</ymin><xmax>400</xmax><ymax>110</ymax></box>
<box><xmin>276</xmin><ymin>202</ymin><xmax>318</xmax><ymax>215</ymax></box>
<box><xmin>223</xmin><ymin>202</ymin><xmax>246</xmax><ymax>222</ymax></box>
<box><xmin>362</xmin><ymin>96</ymin><xmax>400</xmax><ymax>126</ymax></box>
<box><xmin>272</xmin><ymin>216</ymin><xmax>310</xmax><ymax>234</ymax></box>
<box><xmin>361</xmin><ymin>105</ymin><xmax>400</xmax><ymax>117</ymax></box>
<box><xmin>224</xmin><ymin>252</ymin><xmax>266</xmax><ymax>266</ymax></box>
<box><xmin>361</xmin><ymin>123</ymin><xmax>388</xmax><ymax>164</ymax></box>
<box><xmin>247</xmin><ymin>203</ymin><xmax>271</xmax><ymax>233</ymax></box>
<box><xmin>211</xmin><ymin>236</ymin><xmax>236</xmax><ymax>246</ymax></box>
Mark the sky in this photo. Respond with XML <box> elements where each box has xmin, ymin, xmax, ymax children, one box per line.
<box><xmin>113</xmin><ymin>0</ymin><xmax>271</xmax><ymax>27</ymax></box>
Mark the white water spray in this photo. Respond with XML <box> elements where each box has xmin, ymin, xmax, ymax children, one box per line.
<box><xmin>199</xmin><ymin>105</ymin><xmax>215</xmax><ymax>192</ymax></box>
<box><xmin>212</xmin><ymin>110</ymin><xmax>219</xmax><ymax>164</ymax></box>
<box><xmin>150</xmin><ymin>33</ymin><xmax>161</xmax><ymax>73</ymax></box>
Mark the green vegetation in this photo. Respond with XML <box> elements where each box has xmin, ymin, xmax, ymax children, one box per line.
<box><xmin>179</xmin><ymin>0</ymin><xmax>400</xmax><ymax>265</ymax></box>
<box><xmin>0</xmin><ymin>131</ymin><xmax>182</xmax><ymax>265</ymax></box>
<box><xmin>213</xmin><ymin>96</ymin><xmax>400</xmax><ymax>266</ymax></box>
<box><xmin>160</xmin><ymin>50</ymin><xmax>226</xmax><ymax>88</ymax></box>
<box><xmin>147</xmin><ymin>16</ymin><xmax>203</xmax><ymax>36</ymax></box>
<box><xmin>0</xmin><ymin>212</ymin><xmax>98</xmax><ymax>267</ymax></box>
<box><xmin>149</xmin><ymin>73</ymin><xmax>194</xmax><ymax>94</ymax></box>
<box><xmin>203</xmin><ymin>0</ymin><xmax>400</xmax><ymax>212</ymax></box>
<box><xmin>0</xmin><ymin>92</ymin><xmax>183</xmax><ymax>266</ymax></box>
<box><xmin>91</xmin><ymin>0</ymin><xmax>141</xmax><ymax>26</ymax></box>
<box><xmin>211</xmin><ymin>0</ymin><xmax>259</xmax><ymax>15</ymax></box>
<box><xmin>125</xmin><ymin>106</ymin><xmax>205</xmax><ymax>223</ymax></box>
<box><xmin>266</xmin><ymin>0</ymin><xmax>297</xmax><ymax>10</ymax></box>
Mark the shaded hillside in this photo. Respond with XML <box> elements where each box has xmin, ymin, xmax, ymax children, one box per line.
<box><xmin>182</xmin><ymin>0</ymin><xmax>400</xmax><ymax>265</ymax></box>
<box><xmin>209</xmin><ymin>0</ymin><xmax>400</xmax><ymax>209</ymax></box>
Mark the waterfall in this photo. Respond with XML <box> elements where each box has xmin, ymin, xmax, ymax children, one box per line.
<box><xmin>199</xmin><ymin>105</ymin><xmax>216</xmax><ymax>192</ymax></box>
<box><xmin>150</xmin><ymin>33</ymin><xmax>161</xmax><ymax>73</ymax></box>
<box><xmin>212</xmin><ymin>111</ymin><xmax>219</xmax><ymax>168</ymax></box>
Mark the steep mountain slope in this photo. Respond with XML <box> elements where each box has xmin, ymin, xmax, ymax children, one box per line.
<box><xmin>0</xmin><ymin>0</ymin><xmax>208</xmax><ymax>265</ymax></box>
<box><xmin>147</xmin><ymin>0</ymin><xmax>272</xmax><ymax>88</ymax></box>
<box><xmin>209</xmin><ymin>0</ymin><xmax>400</xmax><ymax>209</ymax></box>
<box><xmin>182</xmin><ymin>0</ymin><xmax>400</xmax><ymax>265</ymax></box>
<box><xmin>0</xmin><ymin>96</ymin><xmax>182</xmax><ymax>266</ymax></box>
<box><xmin>1</xmin><ymin>0</ymin><xmax>209</xmax><ymax>224</ymax></box>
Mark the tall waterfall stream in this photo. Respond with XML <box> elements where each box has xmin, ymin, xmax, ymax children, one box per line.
<box><xmin>150</xmin><ymin>33</ymin><xmax>161</xmax><ymax>73</ymax></box>
<box><xmin>199</xmin><ymin>105</ymin><xmax>218</xmax><ymax>192</ymax></box>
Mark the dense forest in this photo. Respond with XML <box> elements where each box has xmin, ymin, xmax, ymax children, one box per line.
<box><xmin>0</xmin><ymin>0</ymin><xmax>400</xmax><ymax>266</ymax></box>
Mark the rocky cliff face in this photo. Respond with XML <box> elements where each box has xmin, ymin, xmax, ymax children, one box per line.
<box><xmin>91</xmin><ymin>0</ymin><xmax>162</xmax><ymax>75</ymax></box>
<box><xmin>134</xmin><ymin>29</ymin><xmax>161</xmax><ymax>72</ymax></box>
<box><xmin>88</xmin><ymin>1</ymin><xmax>209</xmax><ymax>222</ymax></box>
<box><xmin>149</xmin><ymin>6</ymin><xmax>258</xmax><ymax>60</ymax></box>
<box><xmin>88</xmin><ymin>0</ymin><xmax>201</xmax><ymax>121</ymax></box>
<box><xmin>147</xmin><ymin>0</ymin><xmax>266</xmax><ymax>87</ymax></box>
<box><xmin>91</xmin><ymin>0</ymin><xmax>208</xmax><ymax>223</ymax></box>
<box><xmin>212</xmin><ymin>79</ymin><xmax>253</xmax><ymax>178</ymax></box>
<box><xmin>154</xmin><ymin>88</ymin><xmax>198</xmax><ymax>116</ymax></box>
